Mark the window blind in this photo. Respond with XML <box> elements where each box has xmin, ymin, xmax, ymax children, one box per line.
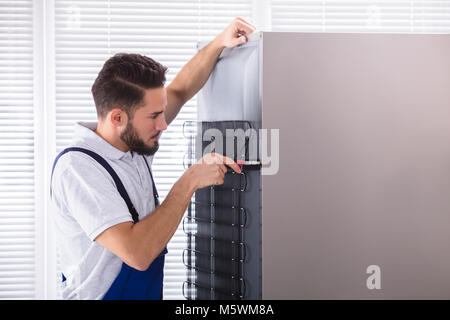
<box><xmin>0</xmin><ymin>0</ymin><xmax>35</xmax><ymax>299</ymax></box>
<box><xmin>53</xmin><ymin>0</ymin><xmax>252</xmax><ymax>300</ymax></box>
<box><xmin>271</xmin><ymin>0</ymin><xmax>450</xmax><ymax>33</ymax></box>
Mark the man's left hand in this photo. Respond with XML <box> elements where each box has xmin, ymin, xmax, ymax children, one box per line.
<box><xmin>215</xmin><ymin>17</ymin><xmax>256</xmax><ymax>49</ymax></box>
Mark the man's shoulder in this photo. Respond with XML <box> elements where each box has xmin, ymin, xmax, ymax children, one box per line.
<box><xmin>54</xmin><ymin>144</ymin><xmax>97</xmax><ymax>167</ymax></box>
<box><xmin>52</xmin><ymin>144</ymin><xmax>111</xmax><ymax>182</ymax></box>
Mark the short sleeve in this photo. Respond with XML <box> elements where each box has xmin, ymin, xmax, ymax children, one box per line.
<box><xmin>52</xmin><ymin>154</ymin><xmax>133</xmax><ymax>241</ymax></box>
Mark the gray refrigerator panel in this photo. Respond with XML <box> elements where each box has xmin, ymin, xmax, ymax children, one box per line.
<box><xmin>261</xmin><ymin>32</ymin><xmax>450</xmax><ymax>299</ymax></box>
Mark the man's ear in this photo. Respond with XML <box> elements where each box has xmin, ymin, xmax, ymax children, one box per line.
<box><xmin>109</xmin><ymin>108</ymin><xmax>127</xmax><ymax>128</ymax></box>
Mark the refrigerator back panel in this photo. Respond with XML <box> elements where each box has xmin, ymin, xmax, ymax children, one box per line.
<box><xmin>197</xmin><ymin>39</ymin><xmax>260</xmax><ymax>122</ymax></box>
<box><xmin>183</xmin><ymin>121</ymin><xmax>262</xmax><ymax>300</ymax></box>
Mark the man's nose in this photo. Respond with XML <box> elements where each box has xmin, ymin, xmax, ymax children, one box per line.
<box><xmin>156</xmin><ymin>112</ymin><xmax>168</xmax><ymax>131</ymax></box>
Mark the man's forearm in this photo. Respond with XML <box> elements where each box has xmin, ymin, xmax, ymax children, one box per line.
<box><xmin>164</xmin><ymin>37</ymin><xmax>225</xmax><ymax>125</ymax></box>
<box><xmin>129</xmin><ymin>169</ymin><xmax>197</xmax><ymax>270</ymax></box>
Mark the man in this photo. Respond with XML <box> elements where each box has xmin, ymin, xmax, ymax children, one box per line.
<box><xmin>50</xmin><ymin>17</ymin><xmax>255</xmax><ymax>300</ymax></box>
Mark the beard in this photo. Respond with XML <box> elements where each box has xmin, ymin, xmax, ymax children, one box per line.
<box><xmin>120</xmin><ymin>120</ymin><xmax>160</xmax><ymax>156</ymax></box>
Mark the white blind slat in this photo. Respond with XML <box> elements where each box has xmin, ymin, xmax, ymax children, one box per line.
<box><xmin>0</xmin><ymin>0</ymin><xmax>35</xmax><ymax>300</ymax></box>
<box><xmin>272</xmin><ymin>0</ymin><xmax>450</xmax><ymax>33</ymax></box>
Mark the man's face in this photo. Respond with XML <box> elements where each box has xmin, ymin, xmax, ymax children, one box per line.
<box><xmin>120</xmin><ymin>87</ymin><xmax>168</xmax><ymax>156</ymax></box>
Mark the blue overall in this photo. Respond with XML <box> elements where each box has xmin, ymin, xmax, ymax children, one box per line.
<box><xmin>51</xmin><ymin>147</ymin><xmax>167</xmax><ymax>300</ymax></box>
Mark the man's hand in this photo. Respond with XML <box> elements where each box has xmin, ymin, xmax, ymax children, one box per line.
<box><xmin>188</xmin><ymin>153</ymin><xmax>242</xmax><ymax>190</ymax></box>
<box><xmin>214</xmin><ymin>17</ymin><xmax>256</xmax><ymax>49</ymax></box>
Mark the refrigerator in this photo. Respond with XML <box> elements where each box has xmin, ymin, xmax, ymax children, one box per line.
<box><xmin>182</xmin><ymin>31</ymin><xmax>450</xmax><ymax>299</ymax></box>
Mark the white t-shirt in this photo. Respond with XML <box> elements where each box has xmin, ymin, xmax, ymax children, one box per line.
<box><xmin>50</xmin><ymin>122</ymin><xmax>158</xmax><ymax>299</ymax></box>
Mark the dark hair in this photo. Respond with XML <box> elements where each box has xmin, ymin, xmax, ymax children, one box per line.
<box><xmin>91</xmin><ymin>53</ymin><xmax>168</xmax><ymax>119</ymax></box>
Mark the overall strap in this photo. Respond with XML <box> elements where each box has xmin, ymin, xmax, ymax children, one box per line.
<box><xmin>50</xmin><ymin>147</ymin><xmax>140</xmax><ymax>223</ymax></box>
